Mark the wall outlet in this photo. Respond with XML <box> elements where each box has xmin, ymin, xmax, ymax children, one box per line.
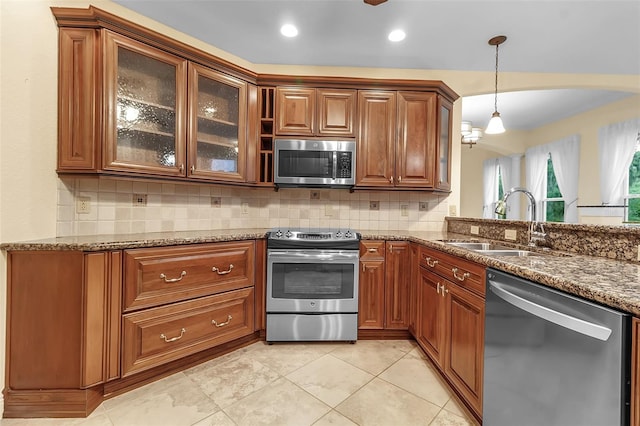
<box><xmin>241</xmin><ymin>202</ymin><xmax>249</xmax><ymax>215</ymax></box>
<box><xmin>505</xmin><ymin>229</ymin><xmax>517</xmax><ymax>241</ymax></box>
<box><xmin>370</xmin><ymin>201</ymin><xmax>379</xmax><ymax>211</ymax></box>
<box><xmin>448</xmin><ymin>205</ymin><xmax>457</xmax><ymax>216</ymax></box>
<box><xmin>310</xmin><ymin>191</ymin><xmax>320</xmax><ymax>200</ymax></box>
<box><xmin>419</xmin><ymin>202</ymin><xmax>429</xmax><ymax>211</ymax></box>
<box><xmin>76</xmin><ymin>196</ymin><xmax>91</xmax><ymax>214</ymax></box>
<box><xmin>637</xmin><ymin>245</ymin><xmax>640</xmax><ymax>262</ymax></box>
<box><xmin>470</xmin><ymin>225</ymin><xmax>480</xmax><ymax>235</ymax></box>
<box><xmin>132</xmin><ymin>193</ymin><xmax>147</xmax><ymax>207</ymax></box>
<box><xmin>211</xmin><ymin>197</ymin><xmax>221</xmax><ymax>207</ymax></box>
<box><xmin>400</xmin><ymin>204</ymin><xmax>409</xmax><ymax>217</ymax></box>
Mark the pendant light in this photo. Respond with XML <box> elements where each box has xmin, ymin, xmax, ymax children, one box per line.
<box><xmin>485</xmin><ymin>35</ymin><xmax>507</xmax><ymax>134</ymax></box>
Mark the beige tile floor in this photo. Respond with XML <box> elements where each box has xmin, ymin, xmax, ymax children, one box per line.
<box><xmin>1</xmin><ymin>340</ymin><xmax>478</xmax><ymax>426</ymax></box>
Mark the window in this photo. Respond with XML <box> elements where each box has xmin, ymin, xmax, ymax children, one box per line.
<box><xmin>543</xmin><ymin>154</ymin><xmax>564</xmax><ymax>222</ymax></box>
<box><xmin>496</xmin><ymin>164</ymin><xmax>505</xmax><ymax>219</ymax></box>
<box><xmin>625</xmin><ymin>139</ymin><xmax>640</xmax><ymax>222</ymax></box>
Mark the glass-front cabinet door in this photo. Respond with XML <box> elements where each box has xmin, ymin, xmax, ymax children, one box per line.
<box><xmin>436</xmin><ymin>97</ymin><xmax>453</xmax><ymax>191</ymax></box>
<box><xmin>103</xmin><ymin>31</ymin><xmax>187</xmax><ymax>176</ymax></box>
<box><xmin>188</xmin><ymin>63</ymin><xmax>247</xmax><ymax>182</ymax></box>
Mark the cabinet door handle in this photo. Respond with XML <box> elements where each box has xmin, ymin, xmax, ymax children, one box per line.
<box><xmin>367</xmin><ymin>248</ymin><xmax>378</xmax><ymax>253</ymax></box>
<box><xmin>190</xmin><ymin>165</ymin><xmax>195</xmax><ymax>174</ymax></box>
<box><xmin>212</xmin><ymin>315</ymin><xmax>232</xmax><ymax>328</ymax></box>
<box><xmin>160</xmin><ymin>328</ymin><xmax>186</xmax><ymax>343</ymax></box>
<box><xmin>425</xmin><ymin>257</ymin><xmax>438</xmax><ymax>268</ymax></box>
<box><xmin>389</xmin><ymin>245</ymin><xmax>393</xmax><ymax>253</ymax></box>
<box><xmin>442</xmin><ymin>285</ymin><xmax>449</xmax><ymax>297</ymax></box>
<box><xmin>179</xmin><ymin>164</ymin><xmax>184</xmax><ymax>173</ymax></box>
<box><xmin>452</xmin><ymin>267</ymin><xmax>470</xmax><ymax>282</ymax></box>
<box><xmin>160</xmin><ymin>270</ymin><xmax>186</xmax><ymax>283</ymax></box>
<box><xmin>212</xmin><ymin>264</ymin><xmax>234</xmax><ymax>275</ymax></box>
<box><xmin>398</xmin><ymin>176</ymin><xmax>402</xmax><ymax>183</ymax></box>
<box><xmin>390</xmin><ymin>176</ymin><xmax>394</xmax><ymax>184</ymax></box>
<box><xmin>436</xmin><ymin>283</ymin><xmax>441</xmax><ymax>294</ymax></box>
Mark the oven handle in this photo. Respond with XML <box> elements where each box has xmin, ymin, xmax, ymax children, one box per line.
<box><xmin>268</xmin><ymin>250</ymin><xmax>359</xmax><ymax>262</ymax></box>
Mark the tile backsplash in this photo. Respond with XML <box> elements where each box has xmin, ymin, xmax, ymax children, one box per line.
<box><xmin>57</xmin><ymin>178</ymin><xmax>450</xmax><ymax>236</ymax></box>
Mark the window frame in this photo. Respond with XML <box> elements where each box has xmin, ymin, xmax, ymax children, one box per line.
<box><xmin>541</xmin><ymin>153</ymin><xmax>565</xmax><ymax>223</ymax></box>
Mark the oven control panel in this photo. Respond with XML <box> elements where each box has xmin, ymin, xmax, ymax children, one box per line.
<box><xmin>269</xmin><ymin>228</ymin><xmax>358</xmax><ymax>241</ymax></box>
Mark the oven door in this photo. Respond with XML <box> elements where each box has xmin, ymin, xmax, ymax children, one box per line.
<box><xmin>266</xmin><ymin>249</ymin><xmax>359</xmax><ymax>313</ymax></box>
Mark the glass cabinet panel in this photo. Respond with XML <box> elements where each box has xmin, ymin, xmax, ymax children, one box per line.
<box><xmin>437</xmin><ymin>98</ymin><xmax>452</xmax><ymax>191</ymax></box>
<box><xmin>104</xmin><ymin>31</ymin><xmax>186</xmax><ymax>176</ymax></box>
<box><xmin>189</xmin><ymin>63</ymin><xmax>246</xmax><ymax>181</ymax></box>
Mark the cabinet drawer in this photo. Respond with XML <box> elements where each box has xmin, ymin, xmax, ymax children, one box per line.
<box><xmin>124</xmin><ymin>241</ymin><xmax>254</xmax><ymax>311</ymax></box>
<box><xmin>122</xmin><ymin>287</ymin><xmax>255</xmax><ymax>377</ymax></box>
<box><xmin>360</xmin><ymin>240</ymin><xmax>385</xmax><ymax>260</ymax></box>
<box><xmin>420</xmin><ymin>247</ymin><xmax>485</xmax><ymax>296</ymax></box>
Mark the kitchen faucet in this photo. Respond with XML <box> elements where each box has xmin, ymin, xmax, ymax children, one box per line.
<box><xmin>495</xmin><ymin>187</ymin><xmax>547</xmax><ymax>247</ymax></box>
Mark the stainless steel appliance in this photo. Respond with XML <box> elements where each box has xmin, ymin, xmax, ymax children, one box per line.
<box><xmin>273</xmin><ymin>139</ymin><xmax>356</xmax><ymax>188</ymax></box>
<box><xmin>266</xmin><ymin>228</ymin><xmax>360</xmax><ymax>342</ymax></box>
<box><xmin>484</xmin><ymin>269</ymin><xmax>631</xmax><ymax>426</ymax></box>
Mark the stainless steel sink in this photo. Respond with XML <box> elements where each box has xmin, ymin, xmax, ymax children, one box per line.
<box><xmin>476</xmin><ymin>249</ymin><xmax>540</xmax><ymax>257</ymax></box>
<box><xmin>442</xmin><ymin>241</ymin><xmax>541</xmax><ymax>257</ymax></box>
<box><xmin>445</xmin><ymin>242</ymin><xmax>512</xmax><ymax>251</ymax></box>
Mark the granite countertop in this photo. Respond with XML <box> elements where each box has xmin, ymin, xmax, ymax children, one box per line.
<box><xmin>3</xmin><ymin>228</ymin><xmax>640</xmax><ymax>317</ymax></box>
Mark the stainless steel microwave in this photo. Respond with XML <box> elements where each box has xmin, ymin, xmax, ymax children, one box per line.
<box><xmin>274</xmin><ymin>139</ymin><xmax>356</xmax><ymax>188</ymax></box>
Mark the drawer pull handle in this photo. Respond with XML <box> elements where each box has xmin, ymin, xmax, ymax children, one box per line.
<box><xmin>367</xmin><ymin>248</ymin><xmax>378</xmax><ymax>252</ymax></box>
<box><xmin>425</xmin><ymin>257</ymin><xmax>438</xmax><ymax>268</ymax></box>
<box><xmin>160</xmin><ymin>328</ymin><xmax>186</xmax><ymax>343</ymax></box>
<box><xmin>212</xmin><ymin>264</ymin><xmax>234</xmax><ymax>275</ymax></box>
<box><xmin>160</xmin><ymin>271</ymin><xmax>186</xmax><ymax>283</ymax></box>
<box><xmin>212</xmin><ymin>315</ymin><xmax>233</xmax><ymax>327</ymax></box>
<box><xmin>452</xmin><ymin>267</ymin><xmax>470</xmax><ymax>282</ymax></box>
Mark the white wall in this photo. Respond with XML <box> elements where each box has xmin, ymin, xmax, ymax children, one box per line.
<box><xmin>2</xmin><ymin>0</ymin><xmax>640</xmax><ymax>413</ymax></box>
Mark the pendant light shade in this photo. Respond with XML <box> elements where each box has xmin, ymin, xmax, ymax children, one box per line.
<box><xmin>485</xmin><ymin>35</ymin><xmax>507</xmax><ymax>135</ymax></box>
<box><xmin>486</xmin><ymin>111</ymin><xmax>505</xmax><ymax>134</ymax></box>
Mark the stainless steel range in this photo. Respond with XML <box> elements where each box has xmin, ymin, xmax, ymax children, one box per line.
<box><xmin>266</xmin><ymin>228</ymin><xmax>360</xmax><ymax>342</ymax></box>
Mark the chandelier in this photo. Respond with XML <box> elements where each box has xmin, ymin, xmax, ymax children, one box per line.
<box><xmin>461</xmin><ymin>121</ymin><xmax>483</xmax><ymax>148</ymax></box>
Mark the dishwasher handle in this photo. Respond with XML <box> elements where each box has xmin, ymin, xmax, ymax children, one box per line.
<box><xmin>488</xmin><ymin>280</ymin><xmax>612</xmax><ymax>341</ymax></box>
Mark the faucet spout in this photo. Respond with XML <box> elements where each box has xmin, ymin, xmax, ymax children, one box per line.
<box><xmin>495</xmin><ymin>187</ymin><xmax>537</xmax><ymax>221</ymax></box>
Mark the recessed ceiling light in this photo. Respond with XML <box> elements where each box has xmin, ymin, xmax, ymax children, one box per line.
<box><xmin>388</xmin><ymin>29</ymin><xmax>406</xmax><ymax>42</ymax></box>
<box><xmin>280</xmin><ymin>24</ymin><xmax>298</xmax><ymax>38</ymax></box>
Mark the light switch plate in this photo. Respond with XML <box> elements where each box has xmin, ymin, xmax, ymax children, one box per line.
<box><xmin>448</xmin><ymin>205</ymin><xmax>457</xmax><ymax>216</ymax></box>
<box><xmin>505</xmin><ymin>229</ymin><xmax>517</xmax><ymax>240</ymax></box>
<box><xmin>470</xmin><ymin>225</ymin><xmax>480</xmax><ymax>235</ymax></box>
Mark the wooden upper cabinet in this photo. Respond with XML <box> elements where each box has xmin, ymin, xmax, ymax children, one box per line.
<box><xmin>275</xmin><ymin>87</ymin><xmax>356</xmax><ymax>136</ymax></box>
<box><xmin>356</xmin><ymin>90</ymin><xmax>396</xmax><ymax>187</ymax></box>
<box><xmin>396</xmin><ymin>91</ymin><xmax>437</xmax><ymax>188</ymax></box>
<box><xmin>103</xmin><ymin>30</ymin><xmax>188</xmax><ymax>177</ymax></box>
<box><xmin>436</xmin><ymin>96</ymin><xmax>453</xmax><ymax>191</ymax></box>
<box><xmin>187</xmin><ymin>63</ymin><xmax>247</xmax><ymax>182</ymax></box>
<box><xmin>317</xmin><ymin>89</ymin><xmax>356</xmax><ymax>136</ymax></box>
<box><xmin>275</xmin><ymin>87</ymin><xmax>316</xmax><ymax>135</ymax></box>
<box><xmin>57</xmin><ymin>28</ymin><xmax>100</xmax><ymax>171</ymax></box>
<box><xmin>56</xmin><ymin>23</ymin><xmax>255</xmax><ymax>184</ymax></box>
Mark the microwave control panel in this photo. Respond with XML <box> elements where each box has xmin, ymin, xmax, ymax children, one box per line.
<box><xmin>337</xmin><ymin>152</ymin><xmax>353</xmax><ymax>178</ymax></box>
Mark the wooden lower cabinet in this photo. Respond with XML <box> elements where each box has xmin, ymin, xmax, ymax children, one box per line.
<box><xmin>4</xmin><ymin>240</ymin><xmax>259</xmax><ymax>418</ymax></box>
<box><xmin>122</xmin><ymin>287</ymin><xmax>254</xmax><ymax>376</ymax></box>
<box><xmin>358</xmin><ymin>241</ymin><xmax>386</xmax><ymax>329</ymax></box>
<box><xmin>5</xmin><ymin>250</ymin><xmax>121</xmax><ymax>418</ymax></box>
<box><xmin>414</xmin><ymin>246</ymin><xmax>485</xmax><ymax>421</ymax></box>
<box><xmin>417</xmin><ymin>267</ymin><xmax>446</xmax><ymax>368</ymax></box>
<box><xmin>358</xmin><ymin>240</ymin><xmax>411</xmax><ymax>334</ymax></box>
<box><xmin>444</xmin><ymin>280</ymin><xmax>484</xmax><ymax>415</ymax></box>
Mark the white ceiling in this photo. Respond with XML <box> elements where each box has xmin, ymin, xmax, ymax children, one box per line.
<box><xmin>113</xmin><ymin>0</ymin><xmax>640</xmax><ymax>129</ymax></box>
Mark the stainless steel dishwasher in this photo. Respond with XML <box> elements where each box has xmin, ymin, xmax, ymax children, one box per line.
<box><xmin>484</xmin><ymin>269</ymin><xmax>631</xmax><ymax>426</ymax></box>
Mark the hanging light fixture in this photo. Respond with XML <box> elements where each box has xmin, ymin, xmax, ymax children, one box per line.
<box><xmin>461</xmin><ymin>121</ymin><xmax>483</xmax><ymax>148</ymax></box>
<box><xmin>485</xmin><ymin>35</ymin><xmax>507</xmax><ymax>134</ymax></box>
